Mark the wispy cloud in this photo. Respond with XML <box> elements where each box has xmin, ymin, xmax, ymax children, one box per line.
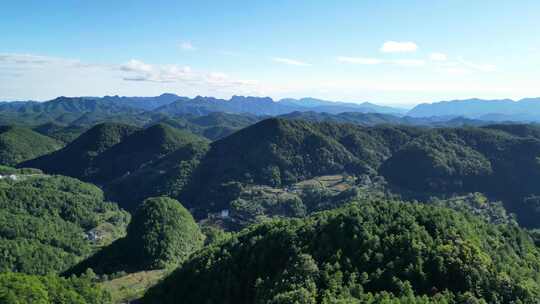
<box><xmin>0</xmin><ymin>53</ymin><xmax>264</xmax><ymax>100</ymax></box>
<box><xmin>119</xmin><ymin>59</ymin><xmax>258</xmax><ymax>90</ymax></box>
<box><xmin>179</xmin><ymin>41</ymin><xmax>196</xmax><ymax>51</ymax></box>
<box><xmin>380</xmin><ymin>41</ymin><xmax>418</xmax><ymax>53</ymax></box>
<box><xmin>336</xmin><ymin>56</ymin><xmax>383</xmax><ymax>65</ymax></box>
<box><xmin>120</xmin><ymin>59</ymin><xmax>193</xmax><ymax>83</ymax></box>
<box><xmin>272</xmin><ymin>57</ymin><xmax>312</xmax><ymax>66</ymax></box>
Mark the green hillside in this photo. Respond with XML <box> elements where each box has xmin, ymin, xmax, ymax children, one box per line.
<box><xmin>182</xmin><ymin>118</ymin><xmax>418</xmax><ymax>216</ymax></box>
<box><xmin>173</xmin><ymin>119</ymin><xmax>540</xmax><ymax>229</ymax></box>
<box><xmin>32</xmin><ymin>122</ymin><xmax>88</xmax><ymax>143</ymax></box>
<box><xmin>156</xmin><ymin>112</ymin><xmax>261</xmax><ymax>141</ymax></box>
<box><xmin>0</xmin><ymin>272</ymin><xmax>111</xmax><ymax>304</ymax></box>
<box><xmin>0</xmin><ymin>97</ymin><xmax>145</xmax><ymax>126</ymax></box>
<box><xmin>66</xmin><ymin>197</ymin><xmax>204</xmax><ymax>275</ymax></box>
<box><xmin>19</xmin><ymin>122</ymin><xmax>139</xmax><ymax>179</ymax></box>
<box><xmin>0</xmin><ymin>126</ymin><xmax>62</xmax><ymax>166</ymax></box>
<box><xmin>0</xmin><ymin>171</ymin><xmax>129</xmax><ymax>275</ymax></box>
<box><xmin>17</xmin><ymin>118</ymin><xmax>540</xmax><ymax>230</ymax></box>
<box><xmin>105</xmin><ymin>138</ymin><xmax>208</xmax><ymax>211</ymax></box>
<box><xmin>91</xmin><ymin>124</ymin><xmax>206</xmax><ymax>184</ymax></box>
<box><xmin>380</xmin><ymin>127</ymin><xmax>540</xmax><ymax>227</ymax></box>
<box><xmin>144</xmin><ymin>199</ymin><xmax>540</xmax><ymax>303</ymax></box>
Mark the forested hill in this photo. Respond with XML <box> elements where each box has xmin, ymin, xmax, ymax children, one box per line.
<box><xmin>20</xmin><ymin>117</ymin><xmax>540</xmax><ymax>228</ymax></box>
<box><xmin>181</xmin><ymin>118</ymin><xmax>418</xmax><ymax>215</ymax></box>
<box><xmin>20</xmin><ymin>123</ymin><xmax>139</xmax><ymax>179</ymax></box>
<box><xmin>0</xmin><ymin>126</ymin><xmax>62</xmax><ymax>166</ymax></box>
<box><xmin>181</xmin><ymin>119</ymin><xmax>540</xmax><ymax>228</ymax></box>
<box><xmin>0</xmin><ymin>169</ymin><xmax>129</xmax><ymax>275</ymax></box>
<box><xmin>145</xmin><ymin>199</ymin><xmax>540</xmax><ymax>303</ymax></box>
<box><xmin>380</xmin><ymin>126</ymin><xmax>540</xmax><ymax>226</ymax></box>
<box><xmin>21</xmin><ymin>122</ymin><xmax>210</xmax><ymax>211</ymax></box>
<box><xmin>278</xmin><ymin>111</ymin><xmax>488</xmax><ymax>127</ymax></box>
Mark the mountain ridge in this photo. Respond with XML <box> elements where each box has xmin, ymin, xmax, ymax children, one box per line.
<box><xmin>408</xmin><ymin>97</ymin><xmax>540</xmax><ymax>120</ymax></box>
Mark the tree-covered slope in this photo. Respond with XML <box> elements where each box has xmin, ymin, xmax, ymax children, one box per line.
<box><xmin>155</xmin><ymin>112</ymin><xmax>261</xmax><ymax>141</ymax></box>
<box><xmin>0</xmin><ymin>96</ymin><xmax>144</xmax><ymax>126</ymax></box>
<box><xmin>483</xmin><ymin>124</ymin><xmax>540</xmax><ymax>139</ymax></box>
<box><xmin>380</xmin><ymin>127</ymin><xmax>540</xmax><ymax>227</ymax></box>
<box><xmin>21</xmin><ymin>122</ymin><xmax>210</xmax><ymax>211</ymax></box>
<box><xmin>90</xmin><ymin>123</ymin><xmax>206</xmax><ymax>184</ymax></box>
<box><xmin>0</xmin><ymin>126</ymin><xmax>62</xmax><ymax>166</ymax></box>
<box><xmin>67</xmin><ymin>197</ymin><xmax>204</xmax><ymax>275</ymax></box>
<box><xmin>32</xmin><ymin>122</ymin><xmax>89</xmax><ymax>143</ymax></box>
<box><xmin>279</xmin><ymin>111</ymin><xmax>490</xmax><ymax>127</ymax></box>
<box><xmin>144</xmin><ymin>200</ymin><xmax>540</xmax><ymax>304</ymax></box>
<box><xmin>19</xmin><ymin>122</ymin><xmax>139</xmax><ymax>179</ymax></box>
<box><xmin>0</xmin><ymin>271</ymin><xmax>111</xmax><ymax>304</ymax></box>
<box><xmin>0</xmin><ymin>171</ymin><xmax>129</xmax><ymax>275</ymax></box>
<box><xmin>105</xmin><ymin>137</ymin><xmax>209</xmax><ymax>211</ymax></box>
<box><xmin>21</xmin><ymin>123</ymin><xmax>208</xmax><ymax>184</ymax></box>
<box><xmin>182</xmin><ymin>118</ymin><xmax>418</xmax><ymax>215</ymax></box>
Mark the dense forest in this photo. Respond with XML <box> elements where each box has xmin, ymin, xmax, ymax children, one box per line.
<box><xmin>2</xmin><ymin>100</ymin><xmax>540</xmax><ymax>303</ymax></box>
<box><xmin>145</xmin><ymin>200</ymin><xmax>540</xmax><ymax>303</ymax></box>
<box><xmin>0</xmin><ymin>169</ymin><xmax>129</xmax><ymax>275</ymax></box>
<box><xmin>0</xmin><ymin>126</ymin><xmax>62</xmax><ymax>166</ymax></box>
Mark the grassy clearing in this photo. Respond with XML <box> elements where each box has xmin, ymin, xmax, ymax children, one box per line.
<box><xmin>100</xmin><ymin>270</ymin><xmax>167</xmax><ymax>303</ymax></box>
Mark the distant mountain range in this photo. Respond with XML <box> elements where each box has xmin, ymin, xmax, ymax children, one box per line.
<box><xmin>3</xmin><ymin>94</ymin><xmax>540</xmax><ymax>125</ymax></box>
<box><xmin>408</xmin><ymin>97</ymin><xmax>540</xmax><ymax>121</ymax></box>
<box><xmin>0</xmin><ymin>94</ymin><xmax>406</xmax><ymax>119</ymax></box>
<box><xmin>152</xmin><ymin>95</ymin><xmax>407</xmax><ymax>116</ymax></box>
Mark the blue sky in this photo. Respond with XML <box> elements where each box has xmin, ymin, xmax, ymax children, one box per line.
<box><xmin>1</xmin><ymin>0</ymin><xmax>539</xmax><ymax>106</ymax></box>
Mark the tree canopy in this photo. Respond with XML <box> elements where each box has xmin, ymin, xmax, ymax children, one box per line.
<box><xmin>145</xmin><ymin>199</ymin><xmax>540</xmax><ymax>304</ymax></box>
<box><xmin>0</xmin><ymin>172</ymin><xmax>129</xmax><ymax>275</ymax></box>
<box><xmin>126</xmin><ymin>196</ymin><xmax>205</xmax><ymax>269</ymax></box>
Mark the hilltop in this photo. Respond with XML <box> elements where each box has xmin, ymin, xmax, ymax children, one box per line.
<box><xmin>20</xmin><ymin>123</ymin><xmax>139</xmax><ymax>178</ymax></box>
<box><xmin>21</xmin><ymin>122</ymin><xmax>210</xmax><ymax>210</ymax></box>
<box><xmin>0</xmin><ymin>126</ymin><xmax>62</xmax><ymax>166</ymax></box>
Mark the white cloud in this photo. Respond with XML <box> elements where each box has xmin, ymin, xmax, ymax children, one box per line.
<box><xmin>179</xmin><ymin>41</ymin><xmax>196</xmax><ymax>51</ymax></box>
<box><xmin>119</xmin><ymin>59</ymin><xmax>260</xmax><ymax>92</ymax></box>
<box><xmin>336</xmin><ymin>56</ymin><xmax>383</xmax><ymax>65</ymax></box>
<box><xmin>0</xmin><ymin>54</ymin><xmax>267</xmax><ymax>100</ymax></box>
<box><xmin>272</xmin><ymin>57</ymin><xmax>312</xmax><ymax>66</ymax></box>
<box><xmin>430</xmin><ymin>53</ymin><xmax>448</xmax><ymax>61</ymax></box>
<box><xmin>120</xmin><ymin>59</ymin><xmax>194</xmax><ymax>83</ymax></box>
<box><xmin>380</xmin><ymin>41</ymin><xmax>418</xmax><ymax>53</ymax></box>
<box><xmin>1</xmin><ymin>52</ymin><xmax>521</xmax><ymax>105</ymax></box>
